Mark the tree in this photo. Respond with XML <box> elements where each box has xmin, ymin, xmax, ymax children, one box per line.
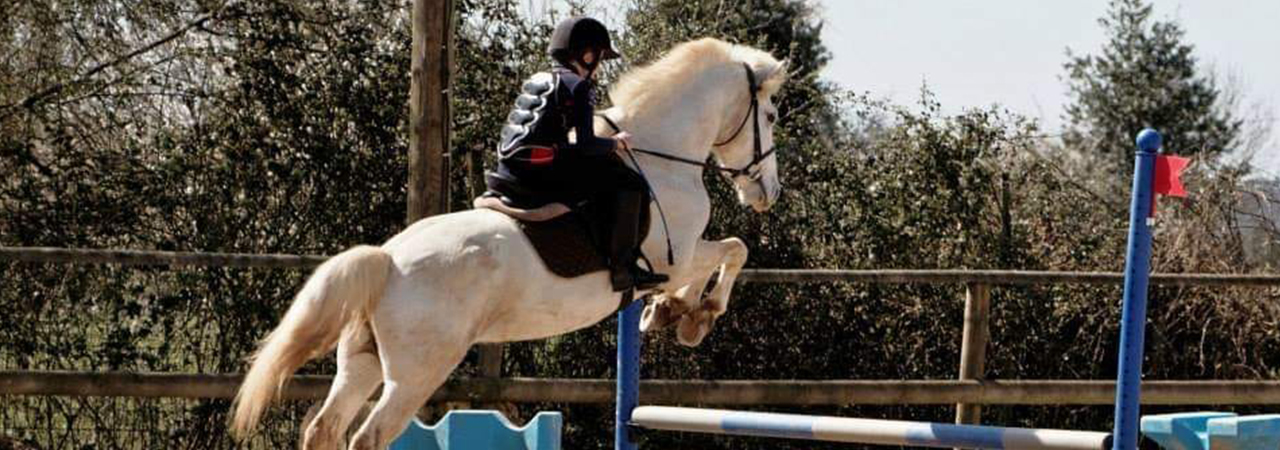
<box><xmin>1063</xmin><ymin>0</ymin><xmax>1241</xmax><ymax>172</ymax></box>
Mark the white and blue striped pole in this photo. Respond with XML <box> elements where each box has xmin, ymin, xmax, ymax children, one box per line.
<box><xmin>616</xmin><ymin>300</ymin><xmax>643</xmax><ymax>450</ymax></box>
<box><xmin>630</xmin><ymin>406</ymin><xmax>1111</xmax><ymax>450</ymax></box>
<box><xmin>1111</xmin><ymin>128</ymin><xmax>1162</xmax><ymax>450</ymax></box>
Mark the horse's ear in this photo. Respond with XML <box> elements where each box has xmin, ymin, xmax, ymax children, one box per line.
<box><xmin>754</xmin><ymin>61</ymin><xmax>781</xmax><ymax>82</ymax></box>
<box><xmin>756</xmin><ymin>59</ymin><xmax>789</xmax><ymax>93</ymax></box>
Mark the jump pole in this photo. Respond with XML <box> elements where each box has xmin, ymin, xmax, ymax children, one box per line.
<box><xmin>1110</xmin><ymin>129</ymin><xmax>1163</xmax><ymax>450</ymax></box>
<box><xmin>630</xmin><ymin>406</ymin><xmax>1111</xmax><ymax>450</ymax></box>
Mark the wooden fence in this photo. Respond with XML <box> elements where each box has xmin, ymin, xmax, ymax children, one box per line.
<box><xmin>3</xmin><ymin>246</ymin><xmax>1280</xmax><ymax>426</ymax></box>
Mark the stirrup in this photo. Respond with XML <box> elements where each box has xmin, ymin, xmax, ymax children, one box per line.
<box><xmin>631</xmin><ymin>267</ymin><xmax>668</xmax><ymax>290</ymax></box>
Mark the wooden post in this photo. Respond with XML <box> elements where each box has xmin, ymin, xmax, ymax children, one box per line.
<box><xmin>467</xmin><ymin>147</ymin><xmax>503</xmax><ymax>379</ymax></box>
<box><xmin>408</xmin><ymin>0</ymin><xmax>453</xmax><ymax>223</ymax></box>
<box><xmin>955</xmin><ymin>282</ymin><xmax>991</xmax><ymax>425</ymax></box>
<box><xmin>410</xmin><ymin>0</ymin><xmax>507</xmax><ymax>393</ymax></box>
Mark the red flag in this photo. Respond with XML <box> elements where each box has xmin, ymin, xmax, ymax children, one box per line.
<box><xmin>1154</xmin><ymin>155</ymin><xmax>1189</xmax><ymax>197</ymax></box>
<box><xmin>1149</xmin><ymin>155</ymin><xmax>1189</xmax><ymax>217</ymax></box>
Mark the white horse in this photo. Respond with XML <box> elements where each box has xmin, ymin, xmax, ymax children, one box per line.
<box><xmin>230</xmin><ymin>38</ymin><xmax>788</xmax><ymax>450</ymax></box>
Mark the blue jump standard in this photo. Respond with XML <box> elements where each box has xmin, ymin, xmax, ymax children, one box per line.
<box><xmin>389</xmin><ymin>410</ymin><xmax>562</xmax><ymax>450</ymax></box>
<box><xmin>1142</xmin><ymin>413</ymin><xmax>1280</xmax><ymax>450</ymax></box>
<box><xmin>615</xmin><ymin>299</ymin><xmax>644</xmax><ymax>450</ymax></box>
<box><xmin>1111</xmin><ymin>129</ymin><xmax>1163</xmax><ymax>450</ymax></box>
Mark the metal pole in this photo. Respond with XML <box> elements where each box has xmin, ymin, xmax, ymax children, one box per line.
<box><xmin>1110</xmin><ymin>129</ymin><xmax>1161</xmax><ymax>450</ymax></box>
<box><xmin>616</xmin><ymin>300</ymin><xmax>643</xmax><ymax>450</ymax></box>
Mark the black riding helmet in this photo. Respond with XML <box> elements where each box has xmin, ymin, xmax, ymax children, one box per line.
<box><xmin>548</xmin><ymin>17</ymin><xmax>621</xmax><ymax>70</ymax></box>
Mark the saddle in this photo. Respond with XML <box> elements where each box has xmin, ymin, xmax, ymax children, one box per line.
<box><xmin>475</xmin><ymin>173</ymin><xmax>649</xmax><ymax>279</ymax></box>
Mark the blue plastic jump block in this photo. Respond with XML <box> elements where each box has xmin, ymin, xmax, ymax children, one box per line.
<box><xmin>1141</xmin><ymin>412</ymin><xmax>1236</xmax><ymax>450</ymax></box>
<box><xmin>1143</xmin><ymin>413</ymin><xmax>1280</xmax><ymax>450</ymax></box>
<box><xmin>388</xmin><ymin>410</ymin><xmax>562</xmax><ymax>450</ymax></box>
<box><xmin>1208</xmin><ymin>414</ymin><xmax>1280</xmax><ymax>450</ymax></box>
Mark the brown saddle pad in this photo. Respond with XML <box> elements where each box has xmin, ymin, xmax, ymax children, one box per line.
<box><xmin>514</xmin><ymin>203</ymin><xmax>652</xmax><ymax>279</ymax></box>
<box><xmin>518</xmin><ymin>212</ymin><xmax>608</xmax><ymax>279</ymax></box>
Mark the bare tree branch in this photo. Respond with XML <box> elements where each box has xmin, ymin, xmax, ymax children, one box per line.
<box><xmin>0</xmin><ymin>11</ymin><xmax>216</xmax><ymax>121</ymax></box>
<box><xmin>1011</xmin><ymin>133</ymin><xmax>1127</xmax><ymax>215</ymax></box>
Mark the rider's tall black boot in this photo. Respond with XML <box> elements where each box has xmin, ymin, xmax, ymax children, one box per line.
<box><xmin>609</xmin><ymin>190</ymin><xmax>669</xmax><ymax>292</ymax></box>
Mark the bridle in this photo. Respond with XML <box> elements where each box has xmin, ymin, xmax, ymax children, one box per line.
<box><xmin>601</xmin><ymin>62</ymin><xmax>775</xmax><ymax>182</ymax></box>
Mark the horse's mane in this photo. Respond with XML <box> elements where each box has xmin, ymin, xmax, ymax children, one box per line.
<box><xmin>609</xmin><ymin>38</ymin><xmax>785</xmax><ymax>113</ymax></box>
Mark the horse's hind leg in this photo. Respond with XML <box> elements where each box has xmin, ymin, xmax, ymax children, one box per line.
<box><xmin>347</xmin><ymin>320</ymin><xmax>469</xmax><ymax>450</ymax></box>
<box><xmin>302</xmin><ymin>324</ymin><xmax>382</xmax><ymax>450</ymax></box>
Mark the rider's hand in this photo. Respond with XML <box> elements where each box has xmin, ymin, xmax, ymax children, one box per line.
<box><xmin>614</xmin><ymin>131</ymin><xmax>632</xmax><ymax>154</ymax></box>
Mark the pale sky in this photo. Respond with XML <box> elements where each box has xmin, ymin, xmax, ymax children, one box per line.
<box><xmin>526</xmin><ymin>0</ymin><xmax>1280</xmax><ymax>174</ymax></box>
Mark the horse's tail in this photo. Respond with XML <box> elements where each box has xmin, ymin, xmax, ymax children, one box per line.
<box><xmin>230</xmin><ymin>245</ymin><xmax>393</xmax><ymax>439</ymax></box>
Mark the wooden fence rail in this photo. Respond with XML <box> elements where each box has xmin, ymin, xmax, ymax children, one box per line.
<box><xmin>4</xmin><ymin>371</ymin><xmax>1280</xmax><ymax>406</ymax></box>
<box><xmin>0</xmin><ymin>246</ymin><xmax>326</xmax><ymax>268</ymax></box>
<box><xmin>739</xmin><ymin>269</ymin><xmax>1280</xmax><ymax>287</ymax></box>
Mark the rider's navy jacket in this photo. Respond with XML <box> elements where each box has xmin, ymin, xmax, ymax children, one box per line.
<box><xmin>498</xmin><ymin>65</ymin><xmax>616</xmax><ymax>161</ymax></box>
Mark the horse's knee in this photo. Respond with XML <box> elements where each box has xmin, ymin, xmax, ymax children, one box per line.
<box><xmin>708</xmin><ymin>240</ymin><xmax>749</xmax><ymax>303</ymax></box>
<box><xmin>721</xmin><ymin>237</ymin><xmax>749</xmax><ymax>263</ymax></box>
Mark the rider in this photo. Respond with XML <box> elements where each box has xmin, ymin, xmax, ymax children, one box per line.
<box><xmin>487</xmin><ymin>16</ymin><xmax>669</xmax><ymax>292</ymax></box>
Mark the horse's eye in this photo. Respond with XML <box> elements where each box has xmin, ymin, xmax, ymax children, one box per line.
<box><xmin>766</xmin><ymin>112</ymin><xmax>777</xmax><ymax>123</ymax></box>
